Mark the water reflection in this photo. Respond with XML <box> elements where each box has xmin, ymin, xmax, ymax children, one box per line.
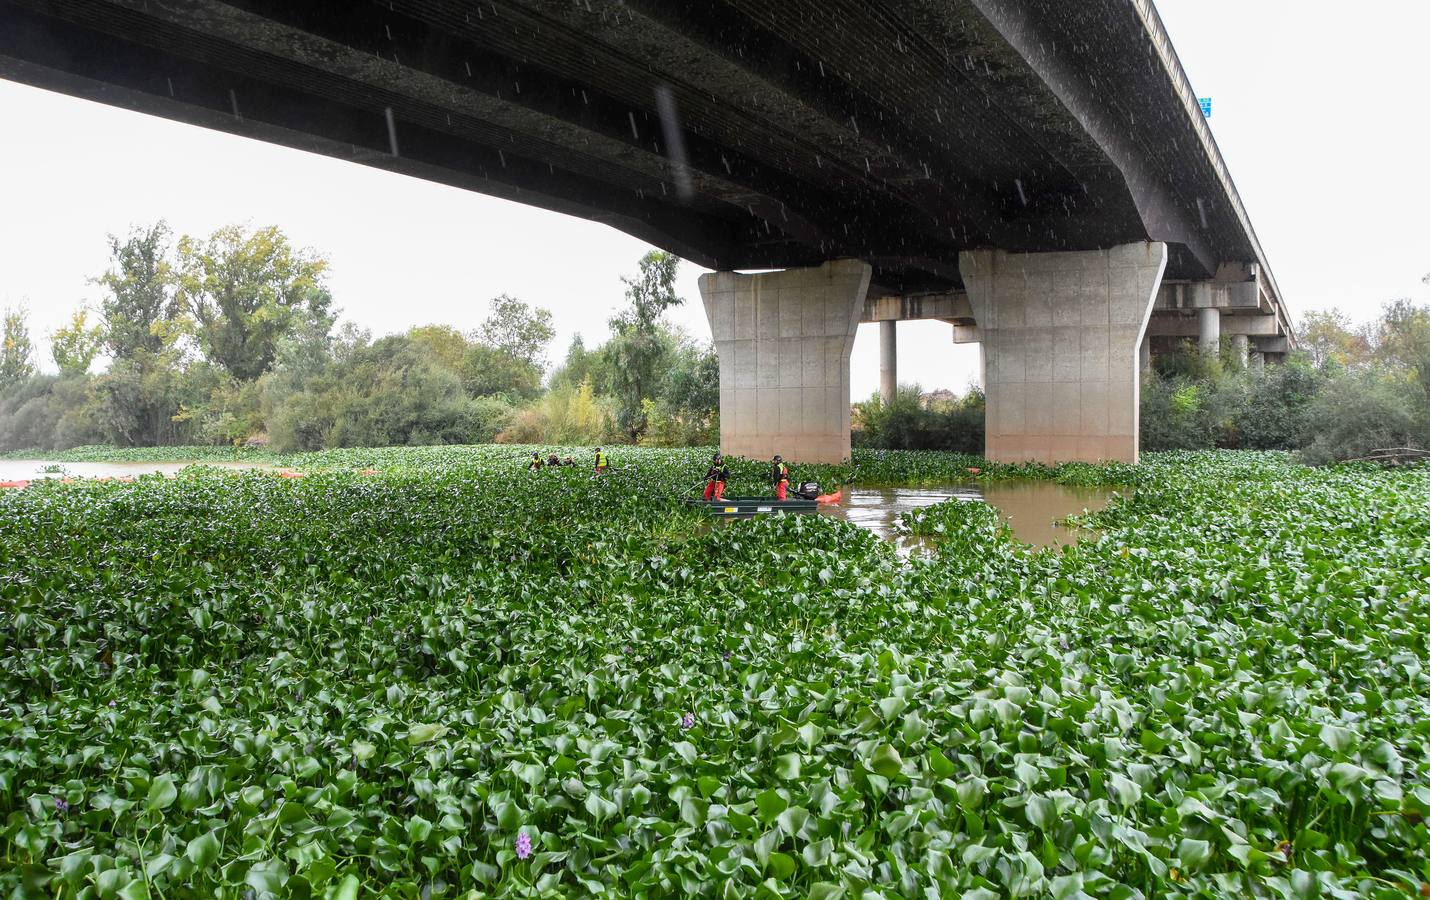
<box><xmin>819</xmin><ymin>481</ymin><xmax>1112</xmax><ymax>551</ymax></box>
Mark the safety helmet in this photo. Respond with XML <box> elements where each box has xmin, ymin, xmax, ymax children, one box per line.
<box><xmin>773</xmin><ymin>455</ymin><xmax>782</xmax><ymax>462</ymax></box>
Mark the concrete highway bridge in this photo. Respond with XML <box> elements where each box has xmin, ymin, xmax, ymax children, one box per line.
<box><xmin>0</xmin><ymin>0</ymin><xmax>1295</xmax><ymax>463</ymax></box>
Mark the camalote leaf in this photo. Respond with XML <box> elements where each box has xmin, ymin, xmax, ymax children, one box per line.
<box><xmin>185</xmin><ymin>830</ymin><xmax>222</xmax><ymax>869</ymax></box>
<box><xmin>146</xmin><ymin>775</ymin><xmax>178</xmax><ymax>811</ymax></box>
<box><xmin>406</xmin><ymin>723</ymin><xmax>449</xmax><ymax>745</ymax></box>
<box><xmin>1</xmin><ymin>447</ymin><xmax>1426</xmax><ymax>897</ymax></box>
<box><xmin>869</xmin><ymin>744</ymin><xmax>903</xmax><ymax>778</ymax></box>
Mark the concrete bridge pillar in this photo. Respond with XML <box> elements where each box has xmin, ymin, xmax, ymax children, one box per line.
<box><xmin>1230</xmin><ymin>333</ymin><xmax>1250</xmax><ymax>368</ymax></box>
<box><xmin>879</xmin><ymin>320</ymin><xmax>897</xmax><ymax>406</ymax></box>
<box><xmin>699</xmin><ymin>260</ymin><xmax>871</xmax><ymax>464</ymax></box>
<box><xmin>1198</xmin><ymin>307</ymin><xmax>1221</xmax><ymax>355</ymax></box>
<box><xmin>960</xmin><ymin>242</ymin><xmax>1167</xmax><ymax>464</ymax></box>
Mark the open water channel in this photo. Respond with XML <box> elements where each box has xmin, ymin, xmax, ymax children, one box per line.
<box><xmin>820</xmin><ymin>481</ymin><xmax>1112</xmax><ymax>551</ymax></box>
<box><xmin>1</xmin><ymin>460</ymin><xmax>1113</xmax><ymax>551</ymax></box>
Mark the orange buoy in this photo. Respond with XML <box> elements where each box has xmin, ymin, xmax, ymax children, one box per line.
<box><xmin>967</xmin><ymin>467</ymin><xmax>982</xmax><ymax>475</ymax></box>
<box><xmin>278</xmin><ymin>471</ymin><xmax>304</xmax><ymax>478</ymax></box>
<box><xmin>0</xmin><ymin>480</ymin><xmax>30</xmax><ymax>489</ymax></box>
<box><xmin>359</xmin><ymin>468</ymin><xmax>380</xmax><ymax>476</ymax></box>
<box><xmin>815</xmin><ymin>489</ymin><xmax>843</xmax><ymax>505</ymax></box>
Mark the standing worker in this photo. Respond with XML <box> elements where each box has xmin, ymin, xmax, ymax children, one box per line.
<box><xmin>771</xmin><ymin>454</ymin><xmax>790</xmax><ymax>501</ymax></box>
<box><xmin>702</xmin><ymin>453</ymin><xmax>730</xmax><ymax>501</ymax></box>
<box><xmin>594</xmin><ymin>447</ymin><xmax>610</xmax><ymax>473</ymax></box>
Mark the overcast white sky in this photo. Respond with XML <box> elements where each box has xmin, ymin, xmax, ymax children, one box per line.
<box><xmin>2</xmin><ymin>0</ymin><xmax>1428</xmax><ymax>394</ymax></box>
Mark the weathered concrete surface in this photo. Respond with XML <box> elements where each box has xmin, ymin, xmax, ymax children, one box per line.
<box><xmin>700</xmin><ymin>260</ymin><xmax>871</xmax><ymax>464</ymax></box>
<box><xmin>862</xmin><ymin>293</ymin><xmax>974</xmax><ymax>324</ymax></box>
<box><xmin>1198</xmin><ymin>307</ymin><xmax>1221</xmax><ymax>354</ymax></box>
<box><xmin>1147</xmin><ymin>314</ymin><xmax>1281</xmax><ymax>338</ymax></box>
<box><xmin>879</xmin><ymin>321</ymin><xmax>897</xmax><ymax>406</ymax></box>
<box><xmin>961</xmin><ymin>243</ymin><xmax>1167</xmax><ymax>464</ymax></box>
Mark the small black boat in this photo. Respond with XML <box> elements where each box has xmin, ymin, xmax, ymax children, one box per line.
<box><xmin>684</xmin><ymin>496</ymin><xmax>820</xmax><ymax>516</ymax></box>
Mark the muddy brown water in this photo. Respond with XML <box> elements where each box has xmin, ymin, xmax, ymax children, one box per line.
<box><xmin>819</xmin><ymin>481</ymin><xmax>1114</xmax><ymax>551</ymax></box>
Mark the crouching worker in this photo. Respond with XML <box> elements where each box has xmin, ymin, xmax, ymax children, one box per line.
<box><xmin>528</xmin><ymin>452</ymin><xmax>544</xmax><ymax>471</ymax></box>
<box><xmin>594</xmin><ymin>447</ymin><xmax>609</xmax><ymax>473</ymax></box>
<box><xmin>702</xmin><ymin>453</ymin><xmax>730</xmax><ymax>501</ymax></box>
<box><xmin>771</xmin><ymin>454</ymin><xmax>790</xmax><ymax>501</ymax></box>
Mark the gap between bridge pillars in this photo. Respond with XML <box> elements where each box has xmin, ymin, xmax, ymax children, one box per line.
<box><xmin>960</xmin><ymin>242</ymin><xmax>1168</xmax><ymax>465</ymax></box>
<box><xmin>879</xmin><ymin>320</ymin><xmax>897</xmax><ymax>406</ymax></box>
<box><xmin>1198</xmin><ymin>307</ymin><xmax>1221</xmax><ymax>355</ymax></box>
<box><xmin>1249</xmin><ymin>350</ymin><xmax>1265</xmax><ymax>370</ymax></box>
<box><xmin>1139</xmin><ymin>333</ymin><xmax>1152</xmax><ymax>373</ymax></box>
<box><xmin>698</xmin><ymin>260</ymin><xmax>872</xmax><ymax>464</ymax></box>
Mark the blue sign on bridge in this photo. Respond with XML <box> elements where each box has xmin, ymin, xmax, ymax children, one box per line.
<box><xmin>1198</xmin><ymin>97</ymin><xmax>1212</xmax><ymax>118</ymax></box>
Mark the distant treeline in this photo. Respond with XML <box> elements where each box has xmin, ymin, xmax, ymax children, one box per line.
<box><xmin>0</xmin><ymin>222</ymin><xmax>717</xmax><ymax>453</ymax></box>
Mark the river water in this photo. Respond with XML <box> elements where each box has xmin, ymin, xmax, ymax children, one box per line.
<box><xmin>0</xmin><ymin>459</ymin><xmax>283</xmax><ymax>481</ymax></box>
<box><xmin>821</xmin><ymin>481</ymin><xmax>1113</xmax><ymax>550</ymax></box>
<box><xmin>1</xmin><ymin>460</ymin><xmax>1112</xmax><ymax>551</ymax></box>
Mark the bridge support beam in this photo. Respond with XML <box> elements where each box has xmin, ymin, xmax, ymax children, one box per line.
<box><xmin>961</xmin><ymin>242</ymin><xmax>1167</xmax><ymax>464</ymax></box>
<box><xmin>879</xmin><ymin>321</ymin><xmax>897</xmax><ymax>406</ymax></box>
<box><xmin>699</xmin><ymin>260</ymin><xmax>871</xmax><ymax>464</ymax></box>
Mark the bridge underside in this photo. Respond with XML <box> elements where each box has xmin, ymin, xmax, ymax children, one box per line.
<box><xmin>1</xmin><ymin>0</ymin><xmax>1267</xmax><ymax>293</ymax></box>
<box><xmin>0</xmin><ymin>0</ymin><xmax>1294</xmax><ymax>464</ymax></box>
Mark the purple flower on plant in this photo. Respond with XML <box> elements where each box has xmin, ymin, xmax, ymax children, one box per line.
<box><xmin>680</xmin><ymin>712</ymin><xmax>695</xmax><ymax>730</ymax></box>
<box><xmin>514</xmin><ymin>830</ymin><xmax>533</xmax><ymax>860</ymax></box>
<box><xmin>54</xmin><ymin>797</ymin><xmax>69</xmax><ymax>814</ymax></box>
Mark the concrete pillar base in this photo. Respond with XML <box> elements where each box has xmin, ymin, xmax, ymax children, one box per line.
<box><xmin>961</xmin><ymin>242</ymin><xmax>1167</xmax><ymax>465</ymax></box>
<box><xmin>879</xmin><ymin>320</ymin><xmax>897</xmax><ymax>406</ymax></box>
<box><xmin>699</xmin><ymin>260</ymin><xmax>872</xmax><ymax>464</ymax></box>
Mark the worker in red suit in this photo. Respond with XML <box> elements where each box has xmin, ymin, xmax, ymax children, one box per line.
<box><xmin>771</xmin><ymin>455</ymin><xmax>790</xmax><ymax>501</ymax></box>
<box><xmin>702</xmin><ymin>453</ymin><xmax>730</xmax><ymax>501</ymax></box>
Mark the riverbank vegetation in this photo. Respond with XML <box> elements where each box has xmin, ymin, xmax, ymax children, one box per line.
<box><xmin>1139</xmin><ymin>297</ymin><xmax>1430</xmax><ymax>463</ymax></box>
<box><xmin>0</xmin><ymin>223</ymin><xmax>717</xmax><ymax>455</ymax></box>
<box><xmin>2</xmin><ymin>449</ymin><xmax>1427</xmax><ymax>896</ymax></box>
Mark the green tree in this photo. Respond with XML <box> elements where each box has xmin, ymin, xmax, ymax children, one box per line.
<box><xmin>1299</xmin><ymin>308</ymin><xmax>1371</xmax><ymax>370</ymax></box>
<box><xmin>1374</xmin><ymin>297</ymin><xmax>1430</xmax><ymax>408</ymax></box>
<box><xmin>91</xmin><ymin>224</ymin><xmax>194</xmax><ymax>446</ymax></box>
<box><xmin>408</xmin><ymin>324</ymin><xmax>471</xmax><ymax>374</ymax></box>
<box><xmin>644</xmin><ymin>339</ymin><xmax>719</xmax><ymax>445</ymax></box>
<box><xmin>50</xmin><ymin>308</ymin><xmax>105</xmax><ymax>376</ymax></box>
<box><xmin>0</xmin><ymin>306</ymin><xmax>35</xmax><ymax>387</ymax></box>
<box><xmin>97</xmin><ymin>222</ymin><xmax>176</xmax><ymax>361</ymax></box>
<box><xmin>175</xmin><ymin>224</ymin><xmax>329</xmax><ymax>381</ymax></box>
<box><xmin>462</xmin><ymin>295</ymin><xmax>555</xmax><ymax>399</ymax></box>
<box><xmin>475</xmin><ymin>294</ymin><xmax>555</xmax><ymax>367</ymax></box>
<box><xmin>604</xmin><ymin>251</ymin><xmax>683</xmax><ymax>439</ymax></box>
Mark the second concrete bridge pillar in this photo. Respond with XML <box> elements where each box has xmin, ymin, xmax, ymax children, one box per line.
<box><xmin>961</xmin><ymin>242</ymin><xmax>1167</xmax><ymax>464</ymax></box>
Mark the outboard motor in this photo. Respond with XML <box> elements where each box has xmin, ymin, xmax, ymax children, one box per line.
<box><xmin>794</xmin><ymin>481</ymin><xmax>820</xmax><ymax>500</ymax></box>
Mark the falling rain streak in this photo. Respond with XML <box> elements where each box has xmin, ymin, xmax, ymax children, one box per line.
<box><xmin>653</xmin><ymin>85</ymin><xmax>694</xmax><ymax>201</ymax></box>
<box><xmin>385</xmin><ymin>107</ymin><xmax>400</xmax><ymax>157</ymax></box>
